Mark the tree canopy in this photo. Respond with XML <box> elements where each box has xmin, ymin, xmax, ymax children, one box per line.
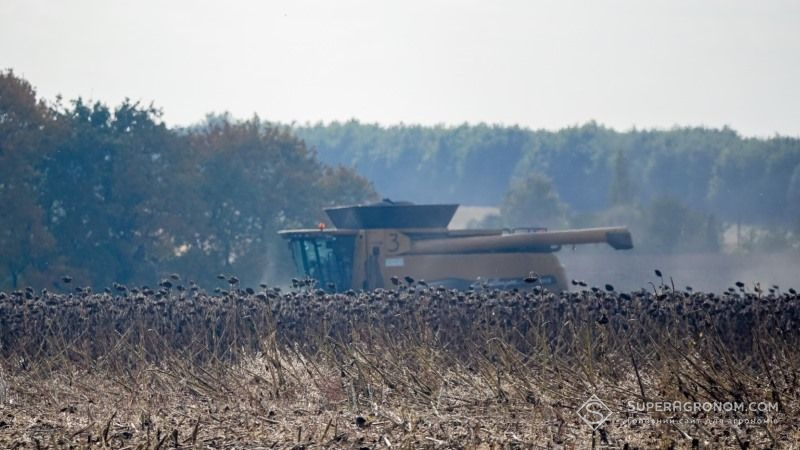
<box><xmin>0</xmin><ymin>72</ymin><xmax>377</xmax><ymax>290</ymax></box>
<box><xmin>295</xmin><ymin>120</ymin><xmax>800</xmax><ymax>252</ymax></box>
<box><xmin>295</xmin><ymin>120</ymin><xmax>800</xmax><ymax>228</ymax></box>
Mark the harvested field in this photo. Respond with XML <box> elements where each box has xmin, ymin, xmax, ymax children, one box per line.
<box><xmin>0</xmin><ymin>280</ymin><xmax>798</xmax><ymax>449</ymax></box>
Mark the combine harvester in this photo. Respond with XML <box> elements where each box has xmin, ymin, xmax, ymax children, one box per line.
<box><xmin>279</xmin><ymin>201</ymin><xmax>633</xmax><ymax>292</ymax></box>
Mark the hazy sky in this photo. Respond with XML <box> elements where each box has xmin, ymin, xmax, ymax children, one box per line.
<box><xmin>2</xmin><ymin>0</ymin><xmax>798</xmax><ymax>136</ymax></box>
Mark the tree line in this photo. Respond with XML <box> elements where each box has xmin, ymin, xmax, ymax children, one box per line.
<box><xmin>4</xmin><ymin>68</ymin><xmax>797</xmax><ymax>291</ymax></box>
<box><xmin>0</xmin><ymin>71</ymin><xmax>377</xmax><ymax>290</ymax></box>
<box><xmin>295</xmin><ymin>120</ymin><xmax>800</xmax><ymax>252</ymax></box>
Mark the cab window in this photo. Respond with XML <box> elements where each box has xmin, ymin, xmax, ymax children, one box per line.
<box><xmin>289</xmin><ymin>236</ymin><xmax>354</xmax><ymax>291</ymax></box>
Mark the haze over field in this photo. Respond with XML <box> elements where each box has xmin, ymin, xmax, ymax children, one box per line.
<box><xmin>3</xmin><ymin>4</ymin><xmax>800</xmax><ymax>447</ymax></box>
<box><xmin>2</xmin><ymin>0</ymin><xmax>799</xmax><ymax>136</ymax></box>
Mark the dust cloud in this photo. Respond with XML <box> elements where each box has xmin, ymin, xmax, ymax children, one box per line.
<box><xmin>558</xmin><ymin>249</ymin><xmax>799</xmax><ymax>293</ymax></box>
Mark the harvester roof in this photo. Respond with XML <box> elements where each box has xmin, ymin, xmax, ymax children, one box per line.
<box><xmin>324</xmin><ymin>200</ymin><xmax>458</xmax><ymax>229</ymax></box>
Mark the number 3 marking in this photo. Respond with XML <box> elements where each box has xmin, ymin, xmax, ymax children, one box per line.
<box><xmin>388</xmin><ymin>232</ymin><xmax>400</xmax><ymax>252</ymax></box>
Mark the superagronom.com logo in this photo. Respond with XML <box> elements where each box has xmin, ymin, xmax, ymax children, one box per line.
<box><xmin>577</xmin><ymin>394</ymin><xmax>613</xmax><ymax>430</ymax></box>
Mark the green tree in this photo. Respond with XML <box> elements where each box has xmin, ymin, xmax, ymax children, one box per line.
<box><xmin>318</xmin><ymin>165</ymin><xmax>378</xmax><ymax>208</ymax></box>
<box><xmin>40</xmin><ymin>99</ymin><xmax>185</xmax><ymax>287</ymax></box>
<box><xmin>787</xmin><ymin>164</ymin><xmax>800</xmax><ymax>233</ymax></box>
<box><xmin>500</xmin><ymin>173</ymin><xmax>567</xmax><ymax>228</ymax></box>
<box><xmin>609</xmin><ymin>149</ymin><xmax>634</xmax><ymax>206</ymax></box>
<box><xmin>181</xmin><ymin>116</ymin><xmax>377</xmax><ymax>286</ymax></box>
<box><xmin>1</xmin><ymin>73</ymin><xmax>382</xmax><ymax>289</ymax></box>
<box><xmin>0</xmin><ymin>71</ymin><xmax>64</xmax><ymax>289</ymax></box>
<box><xmin>643</xmin><ymin>196</ymin><xmax>721</xmax><ymax>253</ymax></box>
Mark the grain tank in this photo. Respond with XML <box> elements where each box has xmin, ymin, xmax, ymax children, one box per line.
<box><xmin>279</xmin><ymin>201</ymin><xmax>633</xmax><ymax>292</ymax></box>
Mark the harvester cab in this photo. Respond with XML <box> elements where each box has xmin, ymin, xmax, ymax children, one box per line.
<box><xmin>279</xmin><ymin>201</ymin><xmax>633</xmax><ymax>292</ymax></box>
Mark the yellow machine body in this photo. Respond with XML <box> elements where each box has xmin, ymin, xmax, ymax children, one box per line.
<box><xmin>279</xmin><ymin>202</ymin><xmax>633</xmax><ymax>292</ymax></box>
